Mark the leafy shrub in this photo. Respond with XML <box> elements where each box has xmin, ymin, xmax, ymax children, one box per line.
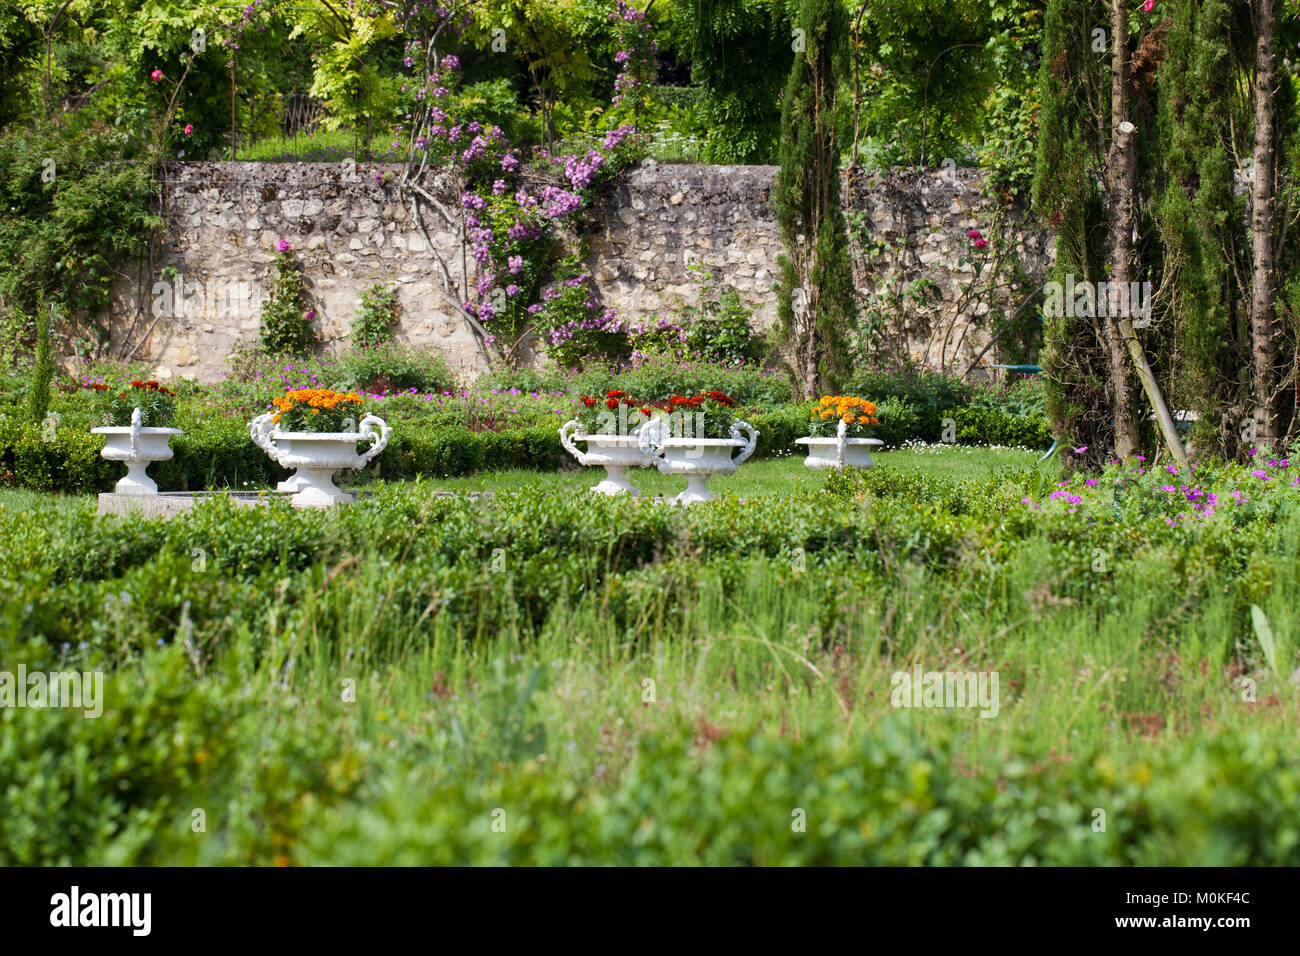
<box><xmin>336</xmin><ymin>342</ymin><xmax>457</xmax><ymax>395</ymax></box>
<box><xmin>844</xmin><ymin>364</ymin><xmax>973</xmax><ymax>441</ymax></box>
<box><xmin>0</xmin><ymin>646</ymin><xmax>238</xmax><ymax>865</ymax></box>
<box><xmin>259</xmin><ymin>250</ymin><xmax>316</xmax><ymax>356</ymax></box>
<box><xmin>952</xmin><ymin>405</ymin><xmax>1052</xmax><ymax>449</ymax></box>
<box><xmin>677</xmin><ymin>270</ymin><xmax>767</xmax><ymax>365</ymax></box>
<box><xmin>479</xmin><ymin>355</ymin><xmax>795</xmax><ymax>409</ymax></box>
<box><xmin>872</xmin><ymin>398</ymin><xmax>921</xmax><ymax>447</ymax></box>
<box><xmin>0</xmin><ymin>121</ymin><xmax>162</xmax><ymax>320</ymax></box>
<box><xmin>280</xmin><ymin>725</ymin><xmax>1300</xmax><ymax>865</ymax></box>
<box><xmin>967</xmin><ymin>377</ymin><xmax>1047</xmax><ymax>418</ymax></box>
<box><xmin>0</xmin><ymin>418</ymin><xmax>114</xmax><ymax>493</ymax></box>
<box><xmin>350</xmin><ymin>283</ymin><xmax>401</xmax><ymax>348</ymax></box>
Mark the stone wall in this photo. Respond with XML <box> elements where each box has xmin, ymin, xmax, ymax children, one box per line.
<box><xmin>105</xmin><ymin>161</ymin><xmax>1052</xmax><ymax>382</ymax></box>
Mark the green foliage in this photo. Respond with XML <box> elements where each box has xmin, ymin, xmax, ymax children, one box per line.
<box><xmin>677</xmin><ymin>266</ymin><xmax>768</xmax><ymax>365</ymax></box>
<box><xmin>0</xmin><ymin>122</ymin><xmax>161</xmax><ymax>335</ymax></box>
<box><xmin>951</xmin><ymin>405</ymin><xmax>1052</xmax><ymax>449</ymax></box>
<box><xmin>672</xmin><ymin>0</ymin><xmax>795</xmax><ymax>163</ymax></box>
<box><xmin>258</xmin><ymin>250</ymin><xmax>316</xmax><ymax>356</ymax></box>
<box><xmin>26</xmin><ymin>306</ymin><xmax>54</xmax><ymax>426</ymax></box>
<box><xmin>4</xmin><ymin>446</ymin><xmax>1300</xmax><ymax>863</ymax></box>
<box><xmin>774</xmin><ymin>0</ymin><xmax>855</xmax><ymax>397</ymax></box>
<box><xmin>0</xmin><ymin>647</ymin><xmax>246</xmax><ymax>865</ymax></box>
<box><xmin>336</xmin><ymin>342</ymin><xmax>456</xmax><ymax>395</ymax></box>
<box><xmin>1155</xmin><ymin>0</ymin><xmax>1252</xmax><ymax>459</ymax></box>
<box><xmin>845</xmin><ymin>0</ymin><xmax>1044</xmax><ymax>187</ymax></box>
<box><xmin>844</xmin><ymin>363</ymin><xmax>972</xmax><ymax>438</ymax></box>
<box><xmin>292</xmin><ymin>3</ymin><xmax>403</xmax><ymax>158</ymax></box>
<box><xmin>277</xmin><ymin>727</ymin><xmax>1300</xmax><ymax>865</ymax></box>
<box><xmin>1032</xmin><ymin>0</ymin><xmax>1109</xmax><ymax>465</ymax></box>
<box><xmin>349</xmin><ymin>283</ymin><xmax>401</xmax><ymax>348</ymax></box>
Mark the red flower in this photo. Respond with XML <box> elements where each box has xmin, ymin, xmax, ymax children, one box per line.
<box><xmin>605</xmin><ymin>398</ymin><xmax>620</xmax><ymax>410</ymax></box>
<box><xmin>706</xmin><ymin>390</ymin><xmax>734</xmax><ymax>406</ymax></box>
<box><xmin>639</xmin><ymin>407</ymin><xmax>651</xmax><ymax>416</ymax></box>
<box><xmin>607</xmin><ymin>389</ymin><xmax>626</xmax><ymax>399</ymax></box>
<box><xmin>580</xmin><ymin>396</ymin><xmax>598</xmax><ymax>407</ymax></box>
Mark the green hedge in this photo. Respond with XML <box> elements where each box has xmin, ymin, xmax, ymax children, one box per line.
<box><xmin>952</xmin><ymin>405</ymin><xmax>1053</xmax><ymax>449</ymax></box>
<box><xmin>286</xmin><ymin>727</ymin><xmax>1300</xmax><ymax>865</ymax></box>
<box><xmin>4</xmin><ymin>663</ymin><xmax>1298</xmax><ymax>865</ymax></box>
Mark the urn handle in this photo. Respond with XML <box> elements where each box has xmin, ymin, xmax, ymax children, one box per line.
<box><xmin>559</xmin><ymin>419</ymin><xmax>587</xmax><ymax>464</ymax></box>
<box><xmin>357</xmin><ymin>414</ymin><xmax>391</xmax><ymax>465</ymax></box>
<box><xmin>730</xmin><ymin>420</ymin><xmax>758</xmax><ymax>464</ymax></box>
<box><xmin>638</xmin><ymin>417</ymin><xmax>668</xmax><ymax>459</ymax></box>
<box><xmin>249</xmin><ymin>412</ymin><xmax>284</xmax><ymax>463</ymax></box>
<box><xmin>129</xmin><ymin>406</ymin><xmax>143</xmax><ymax>460</ymax></box>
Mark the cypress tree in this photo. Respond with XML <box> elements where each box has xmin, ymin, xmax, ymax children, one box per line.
<box><xmin>27</xmin><ymin>303</ymin><xmax>54</xmax><ymax>426</ymax></box>
<box><xmin>1155</xmin><ymin>0</ymin><xmax>1250</xmax><ymax>457</ymax></box>
<box><xmin>774</xmin><ymin>0</ymin><xmax>854</xmax><ymax>399</ymax></box>
<box><xmin>1033</xmin><ymin>0</ymin><xmax>1111</xmax><ymax>467</ymax></box>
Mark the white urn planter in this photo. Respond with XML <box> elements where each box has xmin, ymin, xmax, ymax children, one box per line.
<box><xmin>638</xmin><ymin>418</ymin><xmax>758</xmax><ymax>504</ymax></box>
<box><xmin>92</xmin><ymin>407</ymin><xmax>182</xmax><ymax>495</ymax></box>
<box><xmin>249</xmin><ymin>412</ymin><xmax>391</xmax><ymax>508</ymax></box>
<box><xmin>559</xmin><ymin>421</ymin><xmax>653</xmax><ymax>495</ymax></box>
<box><xmin>796</xmin><ymin>417</ymin><xmax>884</xmax><ymax>470</ymax></box>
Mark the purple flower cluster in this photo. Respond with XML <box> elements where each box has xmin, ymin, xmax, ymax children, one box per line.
<box><xmin>387</xmin><ymin>2</ymin><xmax>656</xmax><ymax>359</ymax></box>
<box><xmin>608</xmin><ymin>1</ymin><xmax>657</xmax><ymax>108</ymax></box>
<box><xmin>1021</xmin><ymin>449</ymin><xmax>1300</xmax><ymax>526</ymax></box>
<box><xmin>547</xmin><ymin>306</ymin><xmax>624</xmax><ymax>346</ymax></box>
<box><xmin>564</xmin><ymin>150</ymin><xmax>607</xmax><ymax>190</ymax></box>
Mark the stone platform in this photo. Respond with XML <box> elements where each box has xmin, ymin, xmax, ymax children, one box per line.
<box><xmin>94</xmin><ymin>488</ymin><xmax>488</xmax><ymax>516</ymax></box>
<box><xmin>98</xmin><ymin>490</ymin><xmax>291</xmax><ymax>516</ymax></box>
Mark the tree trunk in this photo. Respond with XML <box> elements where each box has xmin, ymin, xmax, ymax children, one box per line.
<box><xmin>802</xmin><ymin>322</ymin><xmax>819</xmax><ymax>398</ymax></box>
<box><xmin>1249</xmin><ymin>0</ymin><xmax>1280</xmax><ymax>447</ymax></box>
<box><xmin>1104</xmin><ymin>0</ymin><xmax>1142</xmax><ymax>457</ymax></box>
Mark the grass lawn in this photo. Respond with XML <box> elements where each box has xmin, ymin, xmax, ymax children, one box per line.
<box><xmin>417</xmin><ymin>444</ymin><xmax>1051</xmax><ymax>496</ymax></box>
